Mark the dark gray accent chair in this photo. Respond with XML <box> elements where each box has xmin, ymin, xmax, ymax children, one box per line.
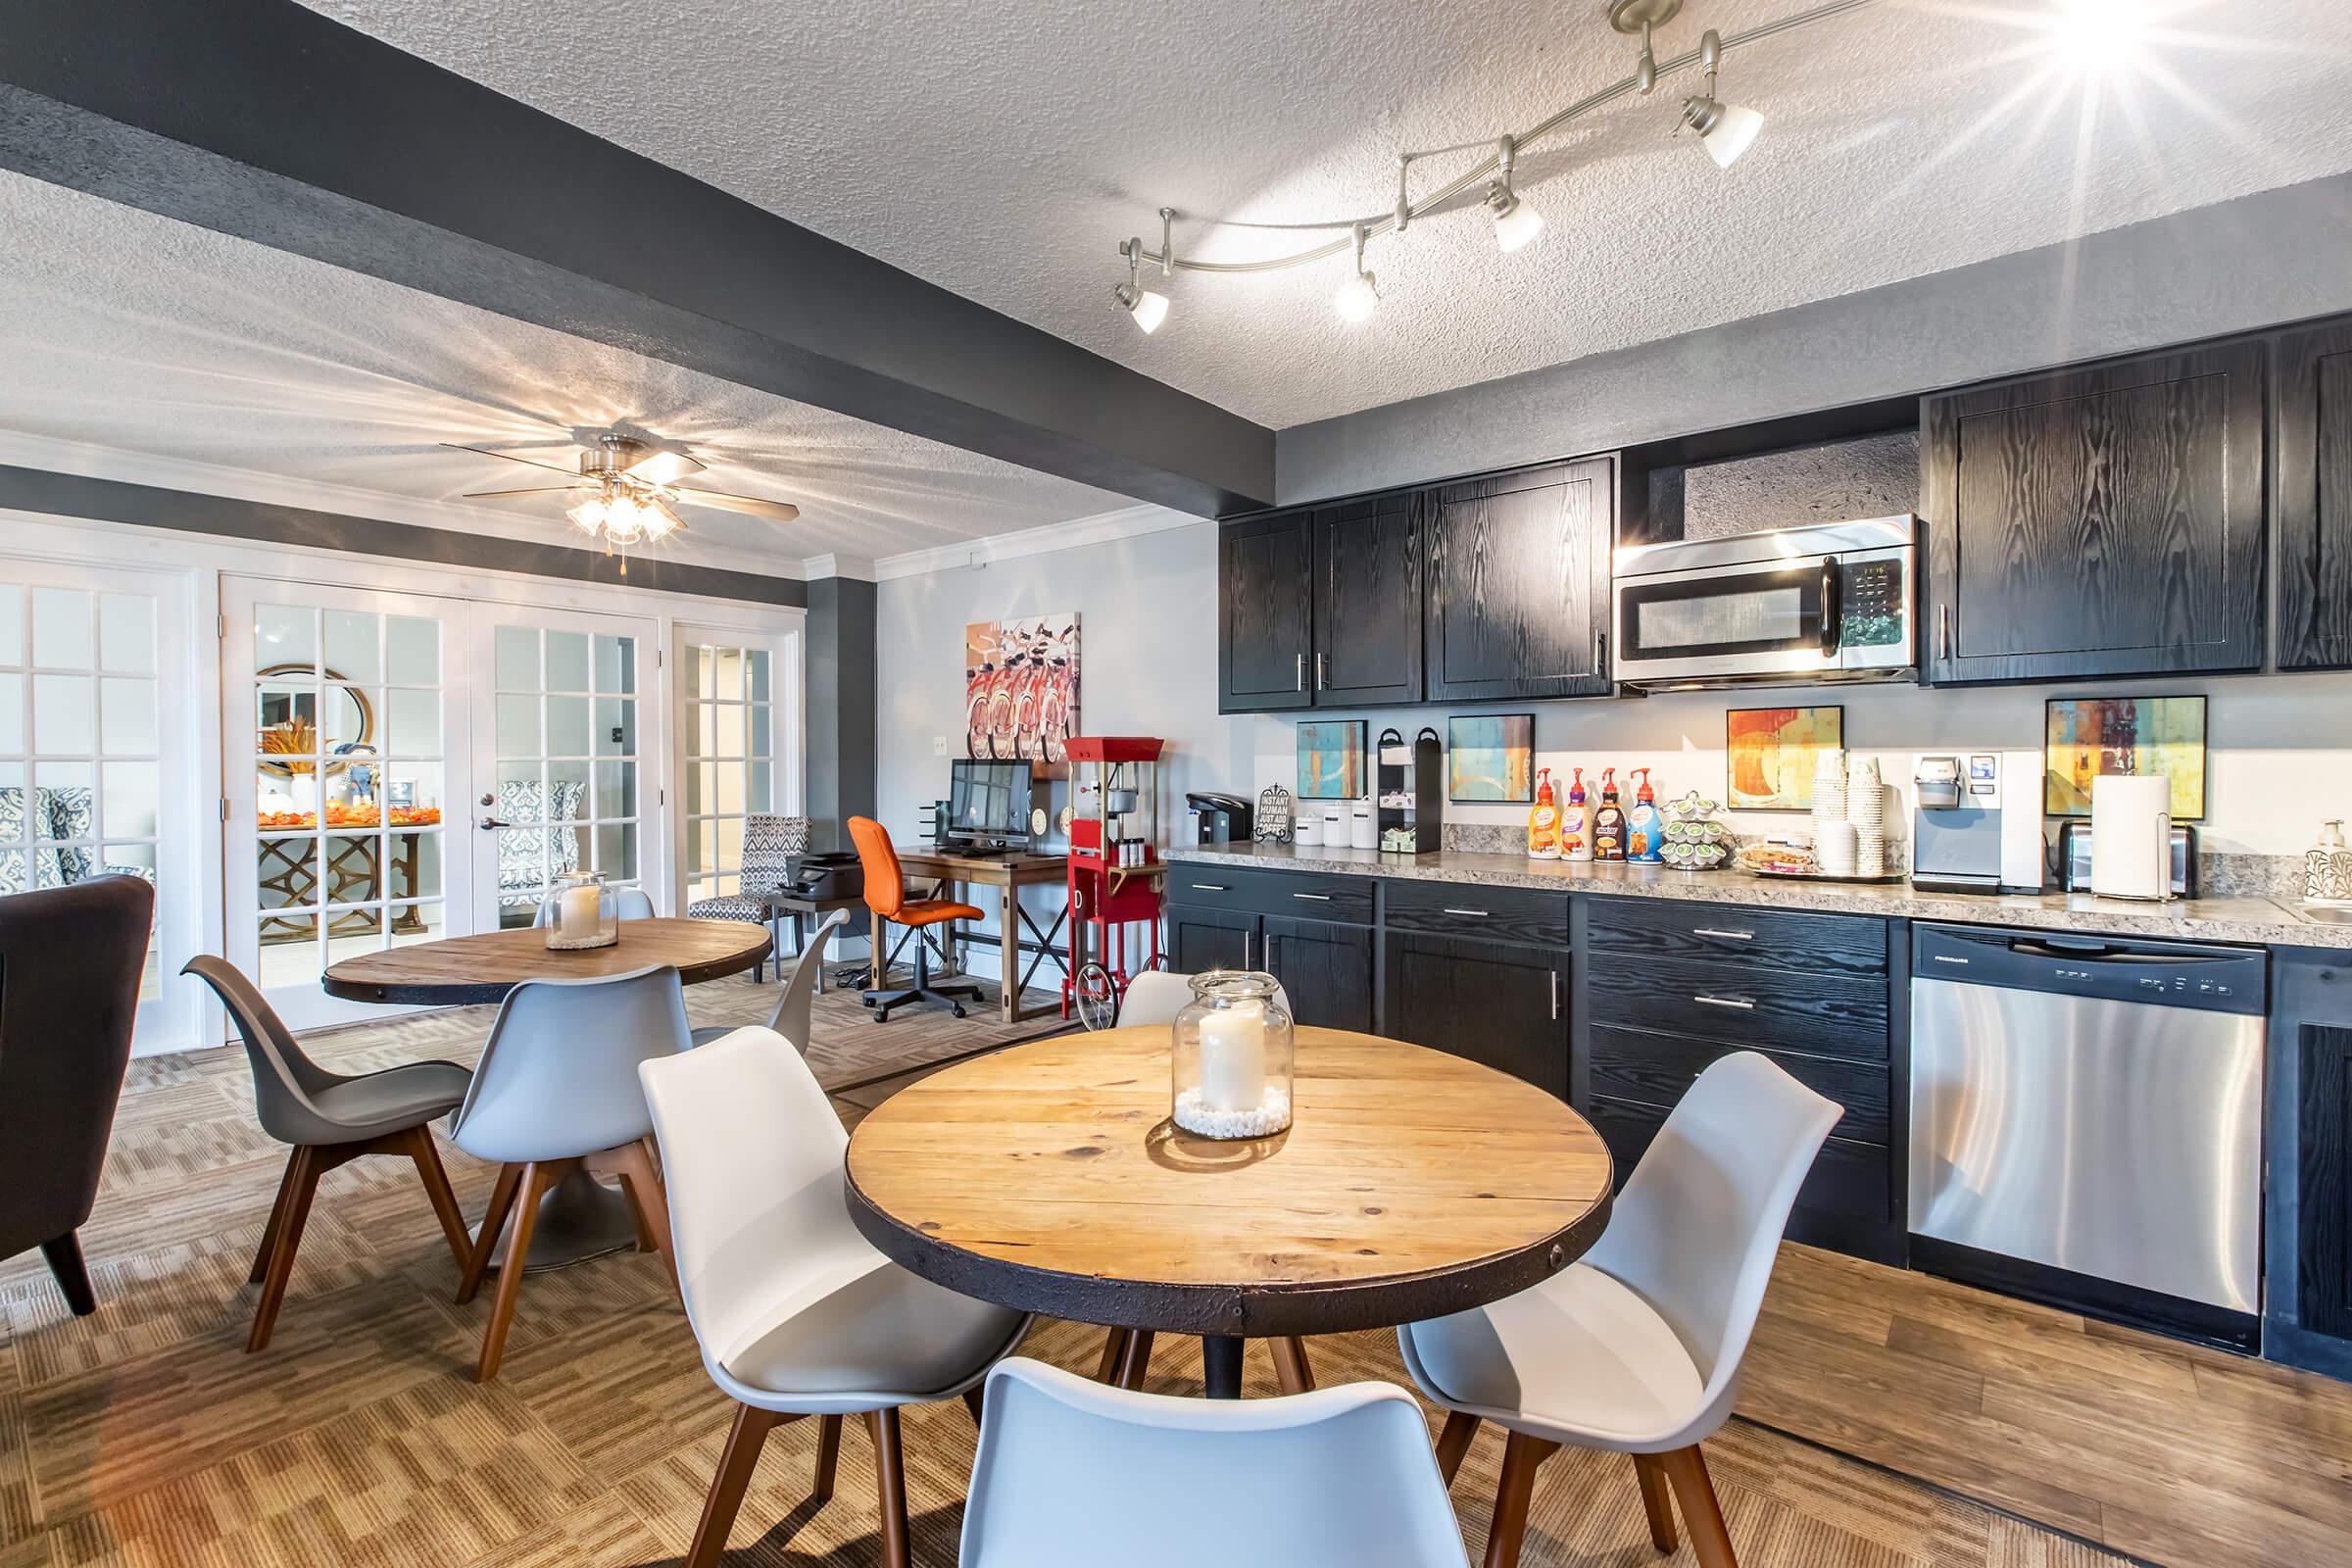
<box><xmin>0</xmin><ymin>874</ymin><xmax>155</xmax><ymax>1315</ymax></box>
<box><xmin>181</xmin><ymin>955</ymin><xmax>475</xmax><ymax>1351</ymax></box>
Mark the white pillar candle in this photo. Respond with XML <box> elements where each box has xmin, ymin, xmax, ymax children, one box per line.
<box><xmin>1196</xmin><ymin>1003</ymin><xmax>1267</xmax><ymax>1113</ymax></box>
<box><xmin>558</xmin><ymin>884</ymin><xmax>602</xmax><ymax>941</ymax></box>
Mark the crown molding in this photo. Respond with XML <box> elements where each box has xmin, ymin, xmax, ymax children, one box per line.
<box><xmin>801</xmin><ymin>553</ymin><xmax>877</xmax><ymax>582</ymax></box>
<box><xmin>871</xmin><ymin>502</ymin><xmax>1204</xmax><ymax>581</ymax></box>
<box><xmin>0</xmin><ymin>428</ymin><xmax>808</xmax><ymax>581</ymax></box>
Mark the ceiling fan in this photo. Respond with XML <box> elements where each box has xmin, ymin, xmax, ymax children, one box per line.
<box><xmin>446</xmin><ymin>431</ymin><xmax>801</xmax><ymax>564</ymax></box>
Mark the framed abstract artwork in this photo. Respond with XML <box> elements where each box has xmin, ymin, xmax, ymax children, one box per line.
<box><xmin>2043</xmin><ymin>695</ymin><xmax>2206</xmax><ymax>819</ymax></box>
<box><xmin>1447</xmin><ymin>713</ymin><xmax>1536</xmax><ymax>803</ymax></box>
<box><xmin>963</xmin><ymin>612</ymin><xmax>1078</xmax><ymax>778</ymax></box>
<box><xmin>1726</xmin><ymin>705</ymin><xmax>1844</xmax><ymax>810</ymax></box>
<box><xmin>1296</xmin><ymin>720</ymin><xmax>1367</xmax><ymax>800</ymax></box>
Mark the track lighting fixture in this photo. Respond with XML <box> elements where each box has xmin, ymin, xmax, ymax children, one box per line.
<box><xmin>1334</xmin><ymin>224</ymin><xmax>1379</xmax><ymax>321</ymax></box>
<box><xmin>1486</xmin><ymin>136</ymin><xmax>1545</xmax><ymax>253</ymax></box>
<box><xmin>1106</xmin><ymin>0</ymin><xmax>1864</xmax><ymax>332</ymax></box>
<box><xmin>1681</xmin><ymin>27</ymin><xmax>1766</xmax><ymax>168</ymax></box>
<box><xmin>1112</xmin><ymin>235</ymin><xmax>1169</xmax><ymax>333</ymax></box>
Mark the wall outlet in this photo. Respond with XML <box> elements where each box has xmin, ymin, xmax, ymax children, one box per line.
<box><xmin>933</xmin><ymin>735</ymin><xmax>949</xmax><ymax>756</ymax></box>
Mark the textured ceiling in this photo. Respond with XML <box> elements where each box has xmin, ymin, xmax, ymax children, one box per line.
<box><xmin>302</xmin><ymin>0</ymin><xmax>2352</xmax><ymax>428</ymax></box>
<box><xmin>0</xmin><ymin>171</ymin><xmax>1132</xmax><ymax>569</ymax></box>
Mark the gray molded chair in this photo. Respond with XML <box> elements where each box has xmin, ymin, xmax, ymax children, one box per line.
<box><xmin>451</xmin><ymin>963</ymin><xmax>692</xmax><ymax>1381</ymax></box>
<box><xmin>182</xmin><ymin>955</ymin><xmax>475</xmax><ymax>1352</ymax></box>
<box><xmin>690</xmin><ymin>907</ymin><xmax>851</xmax><ymax>1052</ymax></box>
<box><xmin>1114</xmin><ymin>969</ymin><xmax>1296</xmax><ymax>1027</ymax></box>
<box><xmin>531</xmin><ymin>885</ymin><xmax>657</xmax><ymax>926</ymax></box>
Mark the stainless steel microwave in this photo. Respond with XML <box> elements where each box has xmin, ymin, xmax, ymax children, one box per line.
<box><xmin>1610</xmin><ymin>515</ymin><xmax>1918</xmax><ymax>691</ymax></box>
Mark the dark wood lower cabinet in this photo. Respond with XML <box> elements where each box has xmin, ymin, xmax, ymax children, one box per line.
<box><xmin>1260</xmin><ymin>914</ymin><xmax>1373</xmax><ymax>1033</ymax></box>
<box><xmin>1167</xmin><ymin>906</ymin><xmax>1254</xmax><ymax>974</ymax></box>
<box><xmin>2297</xmin><ymin>1019</ymin><xmax>2352</xmax><ymax>1341</ymax></box>
<box><xmin>1381</xmin><ymin>930</ymin><xmax>1569</xmax><ymax>1100</ymax></box>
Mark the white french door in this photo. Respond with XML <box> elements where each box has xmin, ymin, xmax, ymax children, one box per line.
<box><xmin>672</xmin><ymin>621</ymin><xmax>802</xmax><ymax>906</ymax></box>
<box><xmin>222</xmin><ymin>579</ymin><xmax>473</xmax><ymax>1031</ymax></box>
<box><xmin>470</xmin><ymin>606</ymin><xmax>658</xmax><ymax>928</ymax></box>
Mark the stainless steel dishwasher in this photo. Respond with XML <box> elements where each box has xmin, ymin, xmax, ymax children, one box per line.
<box><xmin>1908</xmin><ymin>923</ymin><xmax>2266</xmax><ymax>1339</ymax></box>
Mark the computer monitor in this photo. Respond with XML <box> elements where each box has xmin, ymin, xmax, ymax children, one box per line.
<box><xmin>948</xmin><ymin>759</ymin><xmax>1030</xmax><ymax>846</ymax></box>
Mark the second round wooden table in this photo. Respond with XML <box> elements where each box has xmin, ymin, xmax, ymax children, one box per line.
<box><xmin>846</xmin><ymin>1025</ymin><xmax>1615</xmax><ymax>1396</ymax></box>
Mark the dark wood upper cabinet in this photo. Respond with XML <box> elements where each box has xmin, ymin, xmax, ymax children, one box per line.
<box><xmin>1311</xmin><ymin>493</ymin><xmax>1422</xmax><ymax>706</ymax></box>
<box><xmin>1921</xmin><ymin>340</ymin><xmax>2266</xmax><ymax>684</ymax></box>
<box><xmin>1217</xmin><ymin>509</ymin><xmax>1314</xmax><ymax>712</ymax></box>
<box><xmin>2276</xmin><ymin>316</ymin><xmax>2352</xmax><ymax>671</ymax></box>
<box><xmin>1423</xmin><ymin>457</ymin><xmax>1614</xmax><ymax>701</ymax></box>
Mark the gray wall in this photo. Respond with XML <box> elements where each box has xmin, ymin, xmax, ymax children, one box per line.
<box><xmin>1278</xmin><ymin>172</ymin><xmax>2352</xmax><ymax>503</ymax></box>
<box><xmin>806</xmin><ymin>575</ymin><xmax>878</xmax><ymax>853</ymax></box>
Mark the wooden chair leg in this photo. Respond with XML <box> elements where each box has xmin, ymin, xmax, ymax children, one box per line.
<box><xmin>1633</xmin><ymin>1451</ymin><xmax>1680</xmax><ymax>1554</ymax></box>
<box><xmin>476</xmin><ymin>1159</ymin><xmax>566</xmax><ymax>1382</ymax></box>
<box><xmin>1483</xmin><ymin>1429</ymin><xmax>1561</xmax><ymax>1568</ymax></box>
<box><xmin>812</xmin><ymin>1412</ymin><xmax>843</xmax><ymax>1502</ymax></box>
<box><xmin>1656</xmin><ymin>1446</ymin><xmax>1737</xmax><ymax>1568</ymax></box>
<box><xmin>1435</xmin><ymin>1410</ymin><xmax>1480</xmax><ymax>1487</ymax></box>
<box><xmin>39</xmin><ymin>1232</ymin><xmax>96</xmax><ymax>1317</ymax></box>
<box><xmin>593</xmin><ymin>1141</ymin><xmax>677</xmax><ymax>1291</ymax></box>
<box><xmin>247</xmin><ymin>1145</ymin><xmax>323</xmax><ymax>1352</ymax></box>
<box><xmin>684</xmin><ymin>1401</ymin><xmax>782</xmax><ymax>1568</ymax></box>
<box><xmin>962</xmin><ymin>1385</ymin><xmax>986</xmax><ymax>1426</ymax></box>
<box><xmin>1095</xmin><ymin>1326</ymin><xmax>1132</xmax><ymax>1383</ymax></box>
<box><xmin>1114</xmin><ymin>1327</ymin><xmax>1155</xmax><ymax>1391</ymax></box>
<box><xmin>1270</xmin><ymin>1335</ymin><xmax>1316</xmax><ymax>1396</ymax></box>
<box><xmin>866</xmin><ymin>1407</ymin><xmax>911</xmax><ymax>1568</ymax></box>
<box><xmin>457</xmin><ymin>1162</ymin><xmax>523</xmax><ymax>1306</ymax></box>
<box><xmin>249</xmin><ymin>1150</ymin><xmax>304</xmax><ymax>1284</ymax></box>
<box><xmin>402</xmin><ymin>1126</ymin><xmax>475</xmax><ymax>1273</ymax></box>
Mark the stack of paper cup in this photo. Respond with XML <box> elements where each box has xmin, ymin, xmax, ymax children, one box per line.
<box><xmin>1810</xmin><ymin>749</ymin><xmax>1847</xmax><ymax>853</ymax></box>
<box><xmin>1845</xmin><ymin>758</ymin><xmax>1886</xmax><ymax>875</ymax></box>
<box><xmin>1818</xmin><ymin>819</ymin><xmax>1860</xmax><ymax>877</ymax></box>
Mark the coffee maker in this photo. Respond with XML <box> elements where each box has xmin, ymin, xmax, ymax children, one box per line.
<box><xmin>1910</xmin><ymin>751</ymin><xmax>2045</xmax><ymax>894</ymax></box>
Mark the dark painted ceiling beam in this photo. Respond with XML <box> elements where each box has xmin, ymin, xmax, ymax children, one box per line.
<box><xmin>0</xmin><ymin>0</ymin><xmax>1273</xmax><ymax>517</ymax></box>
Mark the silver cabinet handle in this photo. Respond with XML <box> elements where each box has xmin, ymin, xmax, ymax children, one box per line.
<box><xmin>1189</xmin><ymin>883</ymin><xmax>1228</xmax><ymax>892</ymax></box>
<box><xmin>1692</xmin><ymin>927</ymin><xmax>1753</xmax><ymax>941</ymax></box>
<box><xmin>1593</xmin><ymin>629</ymin><xmax>1606</xmax><ymax>671</ymax></box>
<box><xmin>1693</xmin><ymin>994</ymin><xmax>1755</xmax><ymax>1010</ymax></box>
<box><xmin>1292</xmin><ymin>891</ymin><xmax>1332</xmax><ymax>901</ymax></box>
<box><xmin>1937</xmin><ymin>603</ymin><xmax>1951</xmax><ymax>661</ymax></box>
<box><xmin>1443</xmin><ymin>907</ymin><xmax>1490</xmax><ymax>917</ymax></box>
<box><xmin>1245</xmin><ymin>930</ymin><xmax>1253</xmax><ymax>967</ymax></box>
<box><xmin>1316</xmin><ymin>652</ymin><xmax>1329</xmax><ymax>690</ymax></box>
<box><xmin>1549</xmin><ymin>966</ymin><xmax>1560</xmax><ymax>1021</ymax></box>
<box><xmin>1295</xmin><ymin>653</ymin><xmax>1306</xmax><ymax>691</ymax></box>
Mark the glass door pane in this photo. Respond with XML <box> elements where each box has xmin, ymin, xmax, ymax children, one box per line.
<box><xmin>680</xmin><ymin>638</ymin><xmax>781</xmax><ymax>904</ymax></box>
<box><xmin>474</xmin><ymin>611</ymin><xmax>653</xmax><ymax>928</ymax></box>
<box><xmin>226</xmin><ymin>580</ymin><xmax>465</xmax><ymax>1031</ymax></box>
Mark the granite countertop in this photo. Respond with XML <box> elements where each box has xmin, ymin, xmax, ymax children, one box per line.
<box><xmin>1165</xmin><ymin>841</ymin><xmax>2352</xmax><ymax>951</ymax></box>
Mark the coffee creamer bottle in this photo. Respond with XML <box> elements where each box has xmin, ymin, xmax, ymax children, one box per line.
<box><xmin>1527</xmin><ymin>767</ymin><xmax>1561</xmax><ymax>859</ymax></box>
<box><xmin>1561</xmin><ymin>767</ymin><xmax>1592</xmax><ymax>862</ymax></box>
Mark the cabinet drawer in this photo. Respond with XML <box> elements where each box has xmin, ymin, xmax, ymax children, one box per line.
<box><xmin>1167</xmin><ymin>866</ymin><xmax>1375</xmax><ymax>924</ymax></box>
<box><xmin>1588</xmin><ymin>1025</ymin><xmax>1888</xmax><ymax>1145</ymax></box>
<box><xmin>1585</xmin><ymin>898</ymin><xmax>1887</xmax><ymax>977</ymax></box>
<box><xmin>1584</xmin><ymin>956</ymin><xmax>1889</xmax><ymax>1060</ymax></box>
<box><xmin>1384</xmin><ymin>880</ymin><xmax>1568</xmax><ymax>946</ymax></box>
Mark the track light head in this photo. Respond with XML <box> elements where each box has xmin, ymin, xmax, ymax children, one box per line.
<box><xmin>1681</xmin><ymin>29</ymin><xmax>1763</xmax><ymax>168</ymax></box>
<box><xmin>1335</xmin><ymin>223</ymin><xmax>1379</xmax><ymax>322</ymax></box>
<box><xmin>1113</xmin><ymin>238</ymin><xmax>1170</xmax><ymax>333</ymax></box>
<box><xmin>1487</xmin><ymin>136</ymin><xmax>1545</xmax><ymax>253</ymax></box>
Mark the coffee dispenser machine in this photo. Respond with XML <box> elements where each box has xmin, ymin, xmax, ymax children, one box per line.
<box><xmin>1910</xmin><ymin>751</ymin><xmax>2045</xmax><ymax>895</ymax></box>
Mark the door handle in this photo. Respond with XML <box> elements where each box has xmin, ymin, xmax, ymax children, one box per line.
<box><xmin>1819</xmin><ymin>556</ymin><xmax>1842</xmax><ymax>658</ymax></box>
<box><xmin>477</xmin><ymin>816</ymin><xmax>514</xmax><ymax>830</ymax></box>
<box><xmin>1692</xmin><ymin>927</ymin><xmax>1753</xmax><ymax>941</ymax></box>
<box><xmin>1245</xmin><ymin>930</ymin><xmax>1252</xmax><ymax>967</ymax></box>
<box><xmin>1937</xmin><ymin>603</ymin><xmax>1951</xmax><ymax>662</ymax></box>
<box><xmin>1549</xmin><ymin>966</ymin><xmax>1560</xmax><ymax>1021</ymax></box>
<box><xmin>1316</xmin><ymin>652</ymin><xmax>1329</xmax><ymax>691</ymax></box>
<box><xmin>1692</xmin><ymin>994</ymin><xmax>1755</xmax><ymax>1010</ymax></box>
<box><xmin>1295</xmin><ymin>653</ymin><xmax>1305</xmax><ymax>692</ymax></box>
<box><xmin>1593</xmin><ymin>629</ymin><xmax>1606</xmax><ymax>671</ymax></box>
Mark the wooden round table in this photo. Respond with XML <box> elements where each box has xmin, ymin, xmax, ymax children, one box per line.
<box><xmin>846</xmin><ymin>1025</ymin><xmax>1614</xmax><ymax>1396</ymax></box>
<box><xmin>322</xmin><ymin>917</ymin><xmax>772</xmax><ymax>1268</ymax></box>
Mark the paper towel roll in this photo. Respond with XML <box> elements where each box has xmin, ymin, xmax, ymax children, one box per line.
<box><xmin>2090</xmin><ymin>774</ymin><xmax>2173</xmax><ymax>901</ymax></box>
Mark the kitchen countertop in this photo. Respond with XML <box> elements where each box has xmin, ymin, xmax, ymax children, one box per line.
<box><xmin>1166</xmin><ymin>841</ymin><xmax>2352</xmax><ymax>951</ymax></box>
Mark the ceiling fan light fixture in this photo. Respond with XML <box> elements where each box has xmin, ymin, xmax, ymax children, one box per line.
<box><xmin>565</xmin><ymin>492</ymin><xmax>609</xmax><ymax>535</ymax></box>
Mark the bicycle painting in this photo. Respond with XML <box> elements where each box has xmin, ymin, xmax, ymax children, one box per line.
<box><xmin>963</xmin><ymin>612</ymin><xmax>1080</xmax><ymax>774</ymax></box>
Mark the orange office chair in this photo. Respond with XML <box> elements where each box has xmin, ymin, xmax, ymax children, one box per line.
<box><xmin>849</xmin><ymin>816</ymin><xmax>988</xmax><ymax>1023</ymax></box>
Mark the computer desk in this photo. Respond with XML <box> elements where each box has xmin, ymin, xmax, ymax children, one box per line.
<box><xmin>878</xmin><ymin>848</ymin><xmax>1070</xmax><ymax>1024</ymax></box>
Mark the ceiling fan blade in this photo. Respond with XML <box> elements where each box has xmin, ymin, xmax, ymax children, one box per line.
<box><xmin>669</xmin><ymin>487</ymin><xmax>801</xmax><ymax>521</ymax></box>
<box><xmin>442</xmin><ymin>441</ymin><xmax>581</xmax><ymax>476</ymax></box>
<box><xmin>463</xmin><ymin>485</ymin><xmax>586</xmax><ymax>499</ymax></box>
<box><xmin>621</xmin><ymin>448</ymin><xmax>706</xmax><ymax>484</ymax></box>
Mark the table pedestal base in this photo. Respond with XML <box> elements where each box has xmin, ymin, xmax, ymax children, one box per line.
<box><xmin>1201</xmin><ymin>1334</ymin><xmax>1244</xmax><ymax>1399</ymax></box>
<box><xmin>472</xmin><ymin>1169</ymin><xmax>641</xmax><ymax>1273</ymax></box>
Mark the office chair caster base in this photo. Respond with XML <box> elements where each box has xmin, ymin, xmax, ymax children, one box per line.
<box><xmin>952</xmin><ymin>1004</ymin><xmax>966</xmax><ymax>1018</ymax></box>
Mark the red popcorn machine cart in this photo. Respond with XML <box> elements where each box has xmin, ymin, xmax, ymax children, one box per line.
<box><xmin>1062</xmin><ymin>736</ymin><xmax>1165</xmax><ymax>1027</ymax></box>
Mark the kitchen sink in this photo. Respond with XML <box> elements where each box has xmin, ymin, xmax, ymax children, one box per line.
<box><xmin>2296</xmin><ymin>905</ymin><xmax>2352</xmax><ymax>924</ymax></box>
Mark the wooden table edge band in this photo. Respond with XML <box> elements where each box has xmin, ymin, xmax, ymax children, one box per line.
<box><xmin>845</xmin><ymin>1173</ymin><xmax>1615</xmax><ymax>1339</ymax></box>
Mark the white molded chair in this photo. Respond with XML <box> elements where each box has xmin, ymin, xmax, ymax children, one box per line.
<box><xmin>451</xmin><ymin>964</ymin><xmax>691</xmax><ymax>1381</ymax></box>
<box><xmin>1114</xmin><ymin>968</ymin><xmax>1295</xmax><ymax>1027</ymax></box>
<box><xmin>961</xmin><ymin>1356</ymin><xmax>1469</xmax><ymax>1567</ymax></box>
<box><xmin>690</xmin><ymin>907</ymin><xmax>850</xmax><ymax>1051</ymax></box>
<box><xmin>1398</xmin><ymin>1052</ymin><xmax>1839</xmax><ymax>1568</ymax></box>
<box><xmin>1102</xmin><ymin>968</ymin><xmax>1308</xmax><ymax>1396</ymax></box>
<box><xmin>640</xmin><ymin>1023</ymin><xmax>1030</xmax><ymax>1568</ymax></box>
<box><xmin>531</xmin><ymin>885</ymin><xmax>657</xmax><ymax>926</ymax></box>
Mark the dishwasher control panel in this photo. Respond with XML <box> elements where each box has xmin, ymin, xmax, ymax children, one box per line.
<box><xmin>1913</xmin><ymin>923</ymin><xmax>2267</xmax><ymax>1015</ymax></box>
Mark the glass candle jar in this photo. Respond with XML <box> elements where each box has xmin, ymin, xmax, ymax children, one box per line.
<box><xmin>545</xmin><ymin>869</ymin><xmax>619</xmax><ymax>950</ymax></box>
<box><xmin>1170</xmin><ymin>970</ymin><xmax>1295</xmax><ymax>1140</ymax></box>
